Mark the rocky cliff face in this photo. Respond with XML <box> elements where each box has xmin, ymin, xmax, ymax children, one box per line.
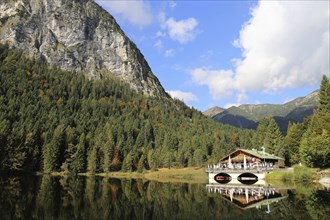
<box><xmin>0</xmin><ymin>0</ymin><xmax>167</xmax><ymax>97</ymax></box>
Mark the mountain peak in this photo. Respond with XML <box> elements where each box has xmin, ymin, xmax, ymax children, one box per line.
<box><xmin>203</xmin><ymin>106</ymin><xmax>225</xmax><ymax>117</ymax></box>
<box><xmin>0</xmin><ymin>0</ymin><xmax>167</xmax><ymax>97</ymax></box>
<box><xmin>205</xmin><ymin>90</ymin><xmax>319</xmax><ymax>133</ymax></box>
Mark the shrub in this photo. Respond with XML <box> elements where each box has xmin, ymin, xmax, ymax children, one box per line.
<box><xmin>293</xmin><ymin>165</ymin><xmax>314</xmax><ymax>183</ymax></box>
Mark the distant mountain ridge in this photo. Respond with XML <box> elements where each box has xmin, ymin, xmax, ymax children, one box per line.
<box><xmin>203</xmin><ymin>106</ymin><xmax>225</xmax><ymax>118</ymax></box>
<box><xmin>204</xmin><ymin>90</ymin><xmax>319</xmax><ymax>133</ymax></box>
<box><xmin>0</xmin><ymin>0</ymin><xmax>167</xmax><ymax>97</ymax></box>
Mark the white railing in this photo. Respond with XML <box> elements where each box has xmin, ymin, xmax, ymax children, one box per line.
<box><xmin>205</xmin><ymin>162</ymin><xmax>277</xmax><ymax>172</ymax></box>
<box><xmin>205</xmin><ymin>167</ymin><xmax>274</xmax><ymax>173</ymax></box>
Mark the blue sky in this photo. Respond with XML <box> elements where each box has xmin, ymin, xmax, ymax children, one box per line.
<box><xmin>96</xmin><ymin>0</ymin><xmax>329</xmax><ymax>111</ymax></box>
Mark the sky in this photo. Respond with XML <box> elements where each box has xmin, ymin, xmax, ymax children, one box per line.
<box><xmin>95</xmin><ymin>0</ymin><xmax>330</xmax><ymax>111</ymax></box>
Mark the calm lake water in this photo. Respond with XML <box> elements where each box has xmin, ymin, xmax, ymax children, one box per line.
<box><xmin>0</xmin><ymin>175</ymin><xmax>329</xmax><ymax>220</ymax></box>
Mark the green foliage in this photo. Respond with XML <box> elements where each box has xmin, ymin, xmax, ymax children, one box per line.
<box><xmin>299</xmin><ymin>75</ymin><xmax>330</xmax><ymax>168</ymax></box>
<box><xmin>255</xmin><ymin>116</ymin><xmax>283</xmax><ymax>156</ymax></box>
<box><xmin>43</xmin><ymin>125</ymin><xmax>65</xmax><ymax>173</ymax></box>
<box><xmin>283</xmin><ymin>122</ymin><xmax>306</xmax><ymax>166</ymax></box>
<box><xmin>292</xmin><ymin>165</ymin><xmax>314</xmax><ymax>183</ymax></box>
<box><xmin>281</xmin><ymin>172</ymin><xmax>294</xmax><ymax>183</ymax></box>
<box><xmin>121</xmin><ymin>152</ymin><xmax>133</xmax><ymax>172</ymax></box>
<box><xmin>0</xmin><ymin>44</ymin><xmax>257</xmax><ymax>173</ymax></box>
<box><xmin>318</xmin><ymin>75</ymin><xmax>330</xmax><ymax>115</ymax></box>
<box><xmin>264</xmin><ymin>117</ymin><xmax>283</xmax><ymax>155</ymax></box>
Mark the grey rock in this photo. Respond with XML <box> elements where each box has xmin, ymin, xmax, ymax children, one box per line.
<box><xmin>0</xmin><ymin>0</ymin><xmax>168</xmax><ymax>97</ymax></box>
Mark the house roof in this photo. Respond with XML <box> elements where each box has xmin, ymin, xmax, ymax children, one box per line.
<box><xmin>220</xmin><ymin>148</ymin><xmax>284</xmax><ymax>162</ymax></box>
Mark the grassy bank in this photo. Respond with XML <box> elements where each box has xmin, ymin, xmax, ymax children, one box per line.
<box><xmin>144</xmin><ymin>167</ymin><xmax>208</xmax><ymax>183</ymax></box>
<box><xmin>104</xmin><ymin>167</ymin><xmax>209</xmax><ymax>183</ymax></box>
<box><xmin>47</xmin><ymin>167</ymin><xmax>209</xmax><ymax>183</ymax></box>
<box><xmin>265</xmin><ymin>165</ymin><xmax>320</xmax><ymax>183</ymax></box>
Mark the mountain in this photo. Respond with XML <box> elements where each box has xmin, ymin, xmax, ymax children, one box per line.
<box><xmin>0</xmin><ymin>0</ymin><xmax>167</xmax><ymax>97</ymax></box>
<box><xmin>206</xmin><ymin>91</ymin><xmax>319</xmax><ymax>133</ymax></box>
<box><xmin>0</xmin><ymin>0</ymin><xmax>255</xmax><ymax>174</ymax></box>
<box><xmin>203</xmin><ymin>106</ymin><xmax>225</xmax><ymax>117</ymax></box>
<box><xmin>0</xmin><ymin>45</ymin><xmax>254</xmax><ymax>173</ymax></box>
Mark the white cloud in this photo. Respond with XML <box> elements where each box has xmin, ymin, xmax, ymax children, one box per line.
<box><xmin>156</xmin><ymin>31</ymin><xmax>166</xmax><ymax>37</ymax></box>
<box><xmin>223</xmin><ymin>93</ymin><xmax>248</xmax><ymax>109</ymax></box>
<box><xmin>190</xmin><ymin>68</ymin><xmax>236</xmax><ymax>100</ymax></box>
<box><xmin>165</xmin><ymin>17</ymin><xmax>199</xmax><ymax>44</ymax></box>
<box><xmin>167</xmin><ymin>90</ymin><xmax>198</xmax><ymax>103</ymax></box>
<box><xmin>224</xmin><ymin>103</ymin><xmax>240</xmax><ymax>109</ymax></box>
<box><xmin>165</xmin><ymin>49</ymin><xmax>176</xmax><ymax>57</ymax></box>
<box><xmin>96</xmin><ymin>0</ymin><xmax>152</xmax><ymax>26</ymax></box>
<box><xmin>235</xmin><ymin>1</ymin><xmax>329</xmax><ymax>92</ymax></box>
<box><xmin>190</xmin><ymin>1</ymin><xmax>329</xmax><ymax>104</ymax></box>
<box><xmin>169</xmin><ymin>1</ymin><xmax>177</xmax><ymax>9</ymax></box>
<box><xmin>156</xmin><ymin>3</ymin><xmax>199</xmax><ymax>44</ymax></box>
<box><xmin>154</xmin><ymin>39</ymin><xmax>163</xmax><ymax>51</ymax></box>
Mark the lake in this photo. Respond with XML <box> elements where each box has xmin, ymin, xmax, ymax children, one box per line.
<box><xmin>0</xmin><ymin>175</ymin><xmax>329</xmax><ymax>220</ymax></box>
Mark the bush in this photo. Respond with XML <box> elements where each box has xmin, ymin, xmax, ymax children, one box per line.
<box><xmin>281</xmin><ymin>172</ymin><xmax>293</xmax><ymax>182</ymax></box>
<box><xmin>293</xmin><ymin>165</ymin><xmax>314</xmax><ymax>183</ymax></box>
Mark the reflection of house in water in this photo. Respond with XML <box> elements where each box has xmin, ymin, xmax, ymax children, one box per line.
<box><xmin>206</xmin><ymin>148</ymin><xmax>284</xmax><ymax>182</ymax></box>
<box><xmin>206</xmin><ymin>184</ymin><xmax>288</xmax><ymax>210</ymax></box>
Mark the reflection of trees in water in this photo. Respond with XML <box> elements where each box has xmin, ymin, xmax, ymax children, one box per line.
<box><xmin>0</xmin><ymin>176</ymin><xmax>36</xmax><ymax>219</ymax></box>
<box><xmin>0</xmin><ymin>176</ymin><xmax>329</xmax><ymax>219</ymax></box>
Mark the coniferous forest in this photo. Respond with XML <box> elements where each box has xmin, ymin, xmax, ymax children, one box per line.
<box><xmin>0</xmin><ymin>44</ymin><xmax>255</xmax><ymax>174</ymax></box>
<box><xmin>0</xmin><ymin>44</ymin><xmax>329</xmax><ymax>174</ymax></box>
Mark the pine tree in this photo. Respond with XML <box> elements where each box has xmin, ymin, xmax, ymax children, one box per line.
<box><xmin>70</xmin><ymin>133</ymin><xmax>87</xmax><ymax>173</ymax></box>
<box><xmin>255</xmin><ymin>117</ymin><xmax>271</xmax><ymax>146</ymax></box>
<box><xmin>87</xmin><ymin>147</ymin><xmax>98</xmax><ymax>174</ymax></box>
<box><xmin>300</xmin><ymin>75</ymin><xmax>330</xmax><ymax>167</ymax></box>
<box><xmin>137</xmin><ymin>153</ymin><xmax>146</xmax><ymax>173</ymax></box>
<box><xmin>318</xmin><ymin>75</ymin><xmax>330</xmax><ymax>115</ymax></box>
<box><xmin>43</xmin><ymin>125</ymin><xmax>65</xmax><ymax>173</ymax></box>
<box><xmin>102</xmin><ymin>130</ymin><xmax>114</xmax><ymax>173</ymax></box>
<box><xmin>265</xmin><ymin>118</ymin><xmax>283</xmax><ymax>155</ymax></box>
<box><xmin>121</xmin><ymin>151</ymin><xmax>133</xmax><ymax>172</ymax></box>
<box><xmin>283</xmin><ymin>123</ymin><xmax>305</xmax><ymax>166</ymax></box>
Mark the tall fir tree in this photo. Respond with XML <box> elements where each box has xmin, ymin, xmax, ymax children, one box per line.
<box><xmin>300</xmin><ymin>75</ymin><xmax>330</xmax><ymax>167</ymax></box>
<box><xmin>43</xmin><ymin>125</ymin><xmax>65</xmax><ymax>173</ymax></box>
<box><xmin>264</xmin><ymin>118</ymin><xmax>283</xmax><ymax>155</ymax></box>
<box><xmin>283</xmin><ymin>122</ymin><xmax>306</xmax><ymax>166</ymax></box>
<box><xmin>318</xmin><ymin>75</ymin><xmax>330</xmax><ymax>115</ymax></box>
<box><xmin>255</xmin><ymin>117</ymin><xmax>271</xmax><ymax>147</ymax></box>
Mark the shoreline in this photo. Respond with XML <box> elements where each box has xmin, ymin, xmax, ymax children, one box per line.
<box><xmin>39</xmin><ymin>167</ymin><xmax>209</xmax><ymax>184</ymax></box>
<box><xmin>32</xmin><ymin>166</ymin><xmax>329</xmax><ymax>185</ymax></box>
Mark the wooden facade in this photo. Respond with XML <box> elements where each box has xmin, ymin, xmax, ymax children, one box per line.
<box><xmin>218</xmin><ymin>148</ymin><xmax>284</xmax><ymax>169</ymax></box>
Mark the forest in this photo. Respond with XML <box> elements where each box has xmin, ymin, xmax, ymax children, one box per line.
<box><xmin>0</xmin><ymin>44</ymin><xmax>329</xmax><ymax>174</ymax></box>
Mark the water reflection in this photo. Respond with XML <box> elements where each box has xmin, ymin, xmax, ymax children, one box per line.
<box><xmin>206</xmin><ymin>183</ymin><xmax>287</xmax><ymax>211</ymax></box>
<box><xmin>0</xmin><ymin>175</ymin><xmax>329</xmax><ymax>220</ymax></box>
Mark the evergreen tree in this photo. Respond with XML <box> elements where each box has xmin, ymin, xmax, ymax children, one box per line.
<box><xmin>264</xmin><ymin>118</ymin><xmax>283</xmax><ymax>155</ymax></box>
<box><xmin>137</xmin><ymin>153</ymin><xmax>147</xmax><ymax>173</ymax></box>
<box><xmin>0</xmin><ymin>44</ymin><xmax>258</xmax><ymax>173</ymax></box>
<box><xmin>300</xmin><ymin>75</ymin><xmax>330</xmax><ymax>167</ymax></box>
<box><xmin>43</xmin><ymin>125</ymin><xmax>65</xmax><ymax>173</ymax></box>
<box><xmin>87</xmin><ymin>147</ymin><xmax>98</xmax><ymax>174</ymax></box>
<box><xmin>283</xmin><ymin>123</ymin><xmax>305</xmax><ymax>166</ymax></box>
<box><xmin>121</xmin><ymin>151</ymin><xmax>133</xmax><ymax>172</ymax></box>
<box><xmin>255</xmin><ymin>117</ymin><xmax>271</xmax><ymax>146</ymax></box>
<box><xmin>70</xmin><ymin>133</ymin><xmax>87</xmax><ymax>173</ymax></box>
<box><xmin>318</xmin><ymin>75</ymin><xmax>330</xmax><ymax>115</ymax></box>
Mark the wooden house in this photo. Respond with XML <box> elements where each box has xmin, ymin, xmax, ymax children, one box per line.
<box><xmin>219</xmin><ymin>148</ymin><xmax>284</xmax><ymax>169</ymax></box>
